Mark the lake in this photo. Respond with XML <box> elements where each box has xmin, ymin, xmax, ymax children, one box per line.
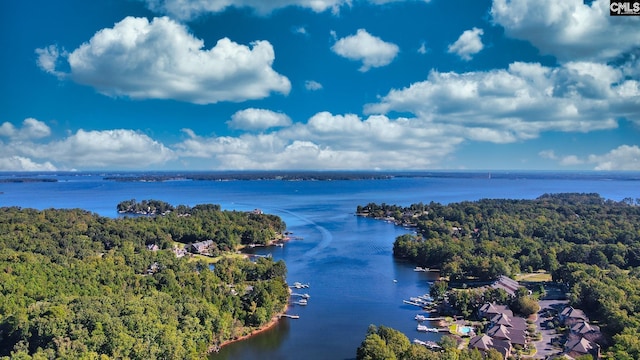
<box><xmin>1</xmin><ymin>171</ymin><xmax>638</xmax><ymax>359</ymax></box>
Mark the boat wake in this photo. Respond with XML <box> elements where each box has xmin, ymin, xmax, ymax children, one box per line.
<box><xmin>268</xmin><ymin>207</ymin><xmax>333</xmax><ymax>259</ymax></box>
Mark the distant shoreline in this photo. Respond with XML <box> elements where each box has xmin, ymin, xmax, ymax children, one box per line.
<box><xmin>3</xmin><ymin>170</ymin><xmax>638</xmax><ymax>184</ymax></box>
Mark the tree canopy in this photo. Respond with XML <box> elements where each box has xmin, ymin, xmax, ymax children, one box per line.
<box><xmin>0</xmin><ymin>203</ymin><xmax>289</xmax><ymax>359</ymax></box>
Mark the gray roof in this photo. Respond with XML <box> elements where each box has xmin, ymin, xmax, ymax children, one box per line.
<box><xmin>565</xmin><ymin>337</ymin><xmax>596</xmax><ymax>354</ymax></box>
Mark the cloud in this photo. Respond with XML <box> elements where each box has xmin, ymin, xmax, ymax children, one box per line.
<box><xmin>305</xmin><ymin>80</ymin><xmax>323</xmax><ymax>91</ymax></box>
<box><xmin>588</xmin><ymin>145</ymin><xmax>640</xmax><ymax>170</ymax></box>
<box><xmin>491</xmin><ymin>0</ymin><xmax>640</xmax><ymax>62</ymax></box>
<box><xmin>546</xmin><ymin>145</ymin><xmax>640</xmax><ymax>170</ymax></box>
<box><xmin>417</xmin><ymin>42</ymin><xmax>428</xmax><ymax>55</ymax></box>
<box><xmin>0</xmin><ymin>118</ymin><xmax>51</xmax><ymax>140</ymax></box>
<box><xmin>42</xmin><ymin>129</ymin><xmax>176</xmax><ymax>168</ymax></box>
<box><xmin>447</xmin><ymin>27</ymin><xmax>484</xmax><ymax>61</ymax></box>
<box><xmin>0</xmin><ymin>156</ymin><xmax>57</xmax><ymax>171</ymax></box>
<box><xmin>37</xmin><ymin>16</ymin><xmax>291</xmax><ymax>104</ymax></box>
<box><xmin>539</xmin><ymin>150</ymin><xmax>584</xmax><ymax>166</ymax></box>
<box><xmin>35</xmin><ymin>45</ymin><xmax>66</xmax><ymax>79</ymax></box>
<box><xmin>331</xmin><ymin>29</ymin><xmax>399</xmax><ymax>72</ymax></box>
<box><xmin>143</xmin><ymin>0</ymin><xmax>431</xmax><ymax>20</ymax></box>
<box><xmin>227</xmin><ymin>108</ymin><xmax>292</xmax><ymax>131</ymax></box>
<box><xmin>364</xmin><ymin>61</ymin><xmax>640</xmax><ymax>143</ymax></box>
<box><xmin>1</xmin><ymin>127</ymin><xmax>175</xmax><ymax>170</ymax></box>
<box><xmin>144</xmin><ymin>0</ymin><xmax>345</xmax><ymax>19</ymax></box>
<box><xmin>175</xmin><ymin>111</ymin><xmax>463</xmax><ymax>169</ymax></box>
<box><xmin>293</xmin><ymin>26</ymin><xmax>308</xmax><ymax>36</ymax></box>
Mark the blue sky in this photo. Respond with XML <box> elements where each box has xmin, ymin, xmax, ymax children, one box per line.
<box><xmin>1</xmin><ymin>0</ymin><xmax>639</xmax><ymax>171</ymax></box>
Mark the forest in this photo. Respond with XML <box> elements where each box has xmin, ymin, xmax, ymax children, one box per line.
<box><xmin>358</xmin><ymin>193</ymin><xmax>640</xmax><ymax>358</ymax></box>
<box><xmin>0</xmin><ymin>202</ymin><xmax>289</xmax><ymax>359</ymax></box>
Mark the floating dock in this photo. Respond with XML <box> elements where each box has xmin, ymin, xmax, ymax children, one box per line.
<box><xmin>280</xmin><ymin>314</ymin><xmax>300</xmax><ymax>319</ymax></box>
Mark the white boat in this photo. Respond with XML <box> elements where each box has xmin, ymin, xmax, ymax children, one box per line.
<box><xmin>417</xmin><ymin>324</ymin><xmax>439</xmax><ymax>332</ymax></box>
<box><xmin>295</xmin><ymin>299</ymin><xmax>308</xmax><ymax>305</ymax></box>
<box><xmin>415</xmin><ymin>314</ymin><xmax>428</xmax><ymax>321</ymax></box>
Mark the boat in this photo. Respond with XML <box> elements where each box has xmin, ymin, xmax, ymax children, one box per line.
<box><xmin>291</xmin><ymin>282</ymin><xmax>310</xmax><ymax>289</ymax></box>
<box><xmin>413</xmin><ymin>267</ymin><xmax>428</xmax><ymax>272</ymax></box>
<box><xmin>417</xmin><ymin>325</ymin><xmax>439</xmax><ymax>332</ymax></box>
<box><xmin>414</xmin><ymin>314</ymin><xmax>428</xmax><ymax>321</ymax></box>
<box><xmin>294</xmin><ymin>299</ymin><xmax>308</xmax><ymax>306</ymax></box>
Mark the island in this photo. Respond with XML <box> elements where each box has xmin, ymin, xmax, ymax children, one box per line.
<box><xmin>0</xmin><ymin>201</ymin><xmax>291</xmax><ymax>359</ymax></box>
<box><xmin>356</xmin><ymin>193</ymin><xmax>640</xmax><ymax>359</ymax></box>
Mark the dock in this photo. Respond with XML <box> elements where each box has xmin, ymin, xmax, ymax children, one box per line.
<box><xmin>279</xmin><ymin>314</ymin><xmax>300</xmax><ymax>319</ymax></box>
<box><xmin>290</xmin><ymin>282</ymin><xmax>310</xmax><ymax>289</ymax></box>
<box><xmin>291</xmin><ymin>293</ymin><xmax>310</xmax><ymax>299</ymax></box>
<box><xmin>403</xmin><ymin>300</ymin><xmax>425</xmax><ymax>307</ymax></box>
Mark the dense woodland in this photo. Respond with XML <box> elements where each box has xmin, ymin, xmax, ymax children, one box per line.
<box><xmin>358</xmin><ymin>193</ymin><xmax>640</xmax><ymax>358</ymax></box>
<box><xmin>0</xmin><ymin>202</ymin><xmax>289</xmax><ymax>359</ymax></box>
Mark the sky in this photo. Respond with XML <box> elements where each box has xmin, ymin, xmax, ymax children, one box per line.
<box><xmin>1</xmin><ymin>0</ymin><xmax>639</xmax><ymax>171</ymax></box>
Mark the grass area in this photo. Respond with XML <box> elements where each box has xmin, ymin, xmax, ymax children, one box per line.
<box><xmin>516</xmin><ymin>271</ymin><xmax>552</xmax><ymax>282</ymax></box>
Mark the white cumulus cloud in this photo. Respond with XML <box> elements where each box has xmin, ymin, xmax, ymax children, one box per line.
<box><xmin>227</xmin><ymin>108</ymin><xmax>292</xmax><ymax>131</ymax></box>
<box><xmin>364</xmin><ymin>61</ymin><xmax>640</xmax><ymax>143</ymax></box>
<box><xmin>42</xmin><ymin>129</ymin><xmax>176</xmax><ymax>168</ymax></box>
<box><xmin>448</xmin><ymin>27</ymin><xmax>484</xmax><ymax>61</ymax></box>
<box><xmin>0</xmin><ymin>118</ymin><xmax>51</xmax><ymax>140</ymax></box>
<box><xmin>588</xmin><ymin>145</ymin><xmax>640</xmax><ymax>170</ymax></box>
<box><xmin>176</xmin><ymin>111</ymin><xmax>462</xmax><ymax>170</ymax></box>
<box><xmin>0</xmin><ymin>156</ymin><xmax>57</xmax><ymax>171</ymax></box>
<box><xmin>1</xmin><ymin>128</ymin><xmax>175</xmax><ymax>170</ymax></box>
<box><xmin>491</xmin><ymin>0</ymin><xmax>640</xmax><ymax>62</ymax></box>
<box><xmin>37</xmin><ymin>16</ymin><xmax>290</xmax><ymax>104</ymax></box>
<box><xmin>331</xmin><ymin>29</ymin><xmax>399</xmax><ymax>72</ymax></box>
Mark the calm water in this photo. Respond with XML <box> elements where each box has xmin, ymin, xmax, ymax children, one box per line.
<box><xmin>1</xmin><ymin>172</ymin><xmax>639</xmax><ymax>359</ymax></box>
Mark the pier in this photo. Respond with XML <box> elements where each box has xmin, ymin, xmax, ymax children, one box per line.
<box><xmin>291</xmin><ymin>293</ymin><xmax>310</xmax><ymax>299</ymax></box>
<box><xmin>279</xmin><ymin>314</ymin><xmax>300</xmax><ymax>319</ymax></box>
<box><xmin>290</xmin><ymin>282</ymin><xmax>310</xmax><ymax>289</ymax></box>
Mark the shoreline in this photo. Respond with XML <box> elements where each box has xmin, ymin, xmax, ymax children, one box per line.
<box><xmin>209</xmin><ymin>303</ymin><xmax>290</xmax><ymax>354</ymax></box>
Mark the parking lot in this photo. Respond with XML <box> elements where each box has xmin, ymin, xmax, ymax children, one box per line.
<box><xmin>531</xmin><ymin>284</ymin><xmax>568</xmax><ymax>359</ymax></box>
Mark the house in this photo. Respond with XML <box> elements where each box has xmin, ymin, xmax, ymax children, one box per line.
<box><xmin>172</xmin><ymin>245</ymin><xmax>187</xmax><ymax>258</ymax></box>
<box><xmin>479</xmin><ymin>303</ymin><xmax>513</xmax><ymax>319</ymax></box>
<box><xmin>190</xmin><ymin>240</ymin><xmax>214</xmax><ymax>255</ymax></box>
<box><xmin>487</xmin><ymin>324</ymin><xmax>527</xmax><ymax>346</ymax></box>
<box><xmin>571</xmin><ymin>320</ymin><xmax>602</xmax><ymax>343</ymax></box>
<box><xmin>490</xmin><ymin>275</ymin><xmax>523</xmax><ymax>297</ymax></box>
<box><xmin>560</xmin><ymin>306</ymin><xmax>588</xmax><ymax>325</ymax></box>
<box><xmin>469</xmin><ymin>334</ymin><xmax>511</xmax><ymax>359</ymax></box>
<box><xmin>571</xmin><ymin>320</ymin><xmax>599</xmax><ymax>336</ymax></box>
<box><xmin>489</xmin><ymin>312</ymin><xmax>527</xmax><ymax>331</ymax></box>
<box><xmin>565</xmin><ymin>336</ymin><xmax>600</xmax><ymax>359</ymax></box>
